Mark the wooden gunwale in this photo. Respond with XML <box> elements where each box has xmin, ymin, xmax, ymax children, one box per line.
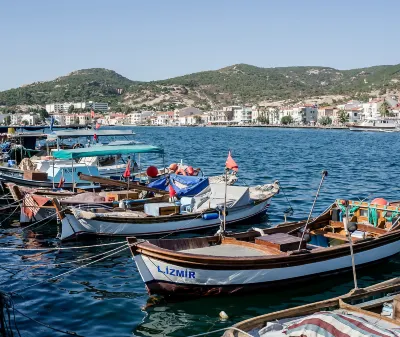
<box><xmin>129</xmin><ymin>228</ymin><xmax>400</xmax><ymax>270</ymax></box>
<box><xmin>225</xmin><ymin>278</ymin><xmax>400</xmax><ymax>336</ymax></box>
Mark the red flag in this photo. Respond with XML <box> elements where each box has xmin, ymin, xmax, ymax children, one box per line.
<box><xmin>91</xmin><ymin>110</ymin><xmax>95</xmax><ymax>118</ymax></box>
<box><xmin>226</xmin><ymin>151</ymin><xmax>238</xmax><ymax>172</ymax></box>
<box><xmin>93</xmin><ymin>133</ymin><xmax>98</xmax><ymax>142</ymax></box>
<box><xmin>123</xmin><ymin>161</ymin><xmax>131</xmax><ymax>178</ymax></box>
<box><xmin>169</xmin><ymin>184</ymin><xmax>177</xmax><ymax>198</ymax></box>
<box><xmin>58</xmin><ymin>175</ymin><xmax>65</xmax><ymax>188</ymax></box>
<box><xmin>95</xmin><ymin>122</ymin><xmax>101</xmax><ymax>130</ymax></box>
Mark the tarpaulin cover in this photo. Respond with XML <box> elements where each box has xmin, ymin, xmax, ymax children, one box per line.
<box><xmin>148</xmin><ymin>174</ymin><xmax>209</xmax><ymax>197</ymax></box>
<box><xmin>52</xmin><ymin>144</ymin><xmax>163</xmax><ymax>159</ymax></box>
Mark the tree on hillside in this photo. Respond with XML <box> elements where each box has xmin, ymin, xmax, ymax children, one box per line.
<box><xmin>4</xmin><ymin>116</ymin><xmax>11</xmax><ymax>125</ymax></box>
<box><xmin>379</xmin><ymin>101</ymin><xmax>390</xmax><ymax>117</ymax></box>
<box><xmin>318</xmin><ymin>116</ymin><xmax>332</xmax><ymax>126</ymax></box>
<box><xmin>338</xmin><ymin>110</ymin><xmax>349</xmax><ymax>124</ymax></box>
<box><xmin>68</xmin><ymin>105</ymin><xmax>75</xmax><ymax>113</ymax></box>
<box><xmin>281</xmin><ymin>115</ymin><xmax>293</xmax><ymax>125</ymax></box>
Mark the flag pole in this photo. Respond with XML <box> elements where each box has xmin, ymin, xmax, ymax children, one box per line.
<box><xmin>223</xmin><ymin>167</ymin><xmax>228</xmax><ymax>234</ymax></box>
<box><xmin>126</xmin><ymin>156</ymin><xmax>131</xmax><ymax>200</ymax></box>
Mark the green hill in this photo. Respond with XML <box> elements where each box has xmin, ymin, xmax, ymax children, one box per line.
<box><xmin>2</xmin><ymin>63</ymin><xmax>400</xmax><ymax>108</ymax></box>
<box><xmin>0</xmin><ymin>68</ymin><xmax>138</xmax><ymax>106</ymax></box>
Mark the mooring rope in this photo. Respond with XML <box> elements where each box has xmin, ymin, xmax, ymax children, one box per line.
<box><xmin>11</xmin><ymin>243</ymin><xmax>131</xmax><ymax>293</ymax></box>
<box><xmin>0</xmin><ymin>205</ymin><xmax>20</xmax><ymax>226</ymax></box>
<box><xmin>13</xmin><ymin>307</ymin><xmax>82</xmax><ymax>336</ymax></box>
<box><xmin>1</xmin><ymin>243</ymin><xmax>128</xmax><ymax>268</ymax></box>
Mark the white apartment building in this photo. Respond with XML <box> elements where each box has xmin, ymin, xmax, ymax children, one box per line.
<box><xmin>128</xmin><ymin>111</ymin><xmax>153</xmax><ymax>125</ymax></box>
<box><xmin>154</xmin><ymin>112</ymin><xmax>175</xmax><ymax>125</ymax></box>
<box><xmin>179</xmin><ymin>114</ymin><xmax>210</xmax><ymax>125</ymax></box>
<box><xmin>46</xmin><ymin>101</ymin><xmax>109</xmax><ymax>113</ymax></box>
<box><xmin>229</xmin><ymin>106</ymin><xmax>252</xmax><ymax>124</ymax></box>
<box><xmin>10</xmin><ymin>114</ymin><xmax>22</xmax><ymax>125</ymax></box>
<box><xmin>52</xmin><ymin>114</ymin><xmax>66</xmax><ymax>126</ymax></box>
<box><xmin>362</xmin><ymin>99</ymin><xmax>383</xmax><ymax>118</ymax></box>
<box><xmin>9</xmin><ymin>113</ymin><xmax>39</xmax><ymax>126</ymax></box>
<box><xmin>209</xmin><ymin>110</ymin><xmax>234</xmax><ymax>124</ymax></box>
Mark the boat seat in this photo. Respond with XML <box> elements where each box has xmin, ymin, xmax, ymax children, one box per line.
<box><xmin>255</xmin><ymin>233</ymin><xmax>306</xmax><ymax>252</ymax></box>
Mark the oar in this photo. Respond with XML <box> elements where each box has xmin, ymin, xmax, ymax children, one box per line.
<box><xmin>297</xmin><ymin>170</ymin><xmax>328</xmax><ymax>250</ymax></box>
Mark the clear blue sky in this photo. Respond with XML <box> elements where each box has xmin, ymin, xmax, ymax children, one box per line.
<box><xmin>0</xmin><ymin>0</ymin><xmax>399</xmax><ymax>91</ymax></box>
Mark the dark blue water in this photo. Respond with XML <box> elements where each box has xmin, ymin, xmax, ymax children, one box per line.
<box><xmin>1</xmin><ymin>126</ymin><xmax>400</xmax><ymax>336</ymax></box>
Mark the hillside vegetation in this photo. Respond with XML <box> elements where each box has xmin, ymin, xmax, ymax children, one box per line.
<box><xmin>0</xmin><ymin>68</ymin><xmax>137</xmax><ymax>106</ymax></box>
<box><xmin>1</xmin><ymin>63</ymin><xmax>400</xmax><ymax>109</ymax></box>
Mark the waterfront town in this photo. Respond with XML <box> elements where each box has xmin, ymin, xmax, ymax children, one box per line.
<box><xmin>0</xmin><ymin>95</ymin><xmax>399</xmax><ymax>127</ymax></box>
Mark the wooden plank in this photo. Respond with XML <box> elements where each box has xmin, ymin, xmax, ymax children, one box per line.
<box><xmin>329</xmin><ymin>220</ymin><xmax>387</xmax><ymax>235</ymax></box>
<box><xmin>339</xmin><ymin>300</ymin><xmax>400</xmax><ymax>326</ymax></box>
<box><xmin>311</xmin><ymin>229</ymin><xmax>357</xmax><ymax>242</ymax></box>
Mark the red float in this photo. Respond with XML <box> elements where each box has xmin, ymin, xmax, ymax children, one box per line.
<box><xmin>146</xmin><ymin>166</ymin><xmax>158</xmax><ymax>178</ymax></box>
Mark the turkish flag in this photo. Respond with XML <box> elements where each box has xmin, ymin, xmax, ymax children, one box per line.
<box><xmin>169</xmin><ymin>184</ymin><xmax>177</xmax><ymax>198</ymax></box>
<box><xmin>91</xmin><ymin>110</ymin><xmax>95</xmax><ymax>118</ymax></box>
<box><xmin>95</xmin><ymin>122</ymin><xmax>101</xmax><ymax>130</ymax></box>
<box><xmin>123</xmin><ymin>161</ymin><xmax>131</xmax><ymax>178</ymax></box>
<box><xmin>226</xmin><ymin>151</ymin><xmax>238</xmax><ymax>172</ymax></box>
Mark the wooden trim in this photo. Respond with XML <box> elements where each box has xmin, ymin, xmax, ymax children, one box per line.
<box><xmin>339</xmin><ymin>300</ymin><xmax>400</xmax><ymax>325</ymax></box>
<box><xmin>310</xmin><ymin>229</ymin><xmax>357</xmax><ymax>242</ymax></box>
<box><xmin>131</xmin><ymin>228</ymin><xmax>400</xmax><ymax>270</ymax></box>
<box><xmin>224</xmin><ymin>278</ymin><xmax>400</xmax><ymax>336</ymax></box>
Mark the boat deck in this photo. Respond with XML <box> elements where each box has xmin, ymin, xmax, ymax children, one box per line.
<box><xmin>181</xmin><ymin>244</ymin><xmax>266</xmax><ymax>257</ymax></box>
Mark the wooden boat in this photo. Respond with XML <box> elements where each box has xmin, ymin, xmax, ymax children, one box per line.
<box><xmin>6</xmin><ymin>180</ymin><xmax>169</xmax><ymax>225</ymax></box>
<box><xmin>58</xmin><ymin>181</ymin><xmax>279</xmax><ymax>240</ymax></box>
<box><xmin>223</xmin><ymin>277</ymin><xmax>400</xmax><ymax>337</ymax></box>
<box><xmin>127</xmin><ymin>199</ymin><xmax>400</xmax><ymax>299</ymax></box>
<box><xmin>0</xmin><ymin>143</ymin><xmax>164</xmax><ymax>190</ymax></box>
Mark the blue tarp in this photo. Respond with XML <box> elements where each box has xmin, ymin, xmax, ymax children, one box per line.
<box><xmin>148</xmin><ymin>174</ymin><xmax>209</xmax><ymax>197</ymax></box>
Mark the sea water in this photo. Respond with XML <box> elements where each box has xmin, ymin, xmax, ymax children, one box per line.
<box><xmin>1</xmin><ymin>126</ymin><xmax>400</xmax><ymax>336</ymax></box>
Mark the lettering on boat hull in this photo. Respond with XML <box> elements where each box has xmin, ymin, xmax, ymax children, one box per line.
<box><xmin>157</xmin><ymin>265</ymin><xmax>196</xmax><ymax>279</ymax></box>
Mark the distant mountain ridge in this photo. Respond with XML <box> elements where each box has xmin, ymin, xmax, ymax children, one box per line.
<box><xmin>1</xmin><ymin>63</ymin><xmax>400</xmax><ymax>108</ymax></box>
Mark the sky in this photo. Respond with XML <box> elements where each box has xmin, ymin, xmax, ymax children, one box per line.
<box><xmin>0</xmin><ymin>0</ymin><xmax>399</xmax><ymax>91</ymax></box>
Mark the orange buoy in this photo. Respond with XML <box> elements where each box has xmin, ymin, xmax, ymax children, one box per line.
<box><xmin>146</xmin><ymin>166</ymin><xmax>158</xmax><ymax>178</ymax></box>
<box><xmin>169</xmin><ymin>163</ymin><xmax>178</xmax><ymax>172</ymax></box>
<box><xmin>371</xmin><ymin>198</ymin><xmax>388</xmax><ymax>206</ymax></box>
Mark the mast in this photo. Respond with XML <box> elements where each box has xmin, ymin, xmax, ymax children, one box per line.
<box><xmin>222</xmin><ymin>167</ymin><xmax>228</xmax><ymax>234</ymax></box>
<box><xmin>298</xmin><ymin>170</ymin><xmax>328</xmax><ymax>250</ymax></box>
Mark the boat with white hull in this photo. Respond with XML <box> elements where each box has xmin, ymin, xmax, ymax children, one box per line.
<box><xmin>127</xmin><ymin>199</ymin><xmax>400</xmax><ymax>298</ymax></box>
<box><xmin>349</xmin><ymin>118</ymin><xmax>400</xmax><ymax>132</ymax></box>
<box><xmin>58</xmin><ymin>182</ymin><xmax>279</xmax><ymax>240</ymax></box>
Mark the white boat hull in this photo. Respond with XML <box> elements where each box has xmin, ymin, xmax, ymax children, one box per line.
<box><xmin>134</xmin><ymin>238</ymin><xmax>400</xmax><ymax>295</ymax></box>
<box><xmin>60</xmin><ymin>198</ymin><xmax>272</xmax><ymax>240</ymax></box>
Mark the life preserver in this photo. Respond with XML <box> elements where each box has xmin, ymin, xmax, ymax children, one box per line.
<box><xmin>73</xmin><ymin>143</ymin><xmax>84</xmax><ymax>149</ymax></box>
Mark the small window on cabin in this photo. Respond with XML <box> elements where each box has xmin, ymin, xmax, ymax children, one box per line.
<box><xmin>360</xmin><ymin>209</ymin><xmax>368</xmax><ymax>217</ymax></box>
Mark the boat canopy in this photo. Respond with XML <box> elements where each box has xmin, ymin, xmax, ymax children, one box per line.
<box><xmin>52</xmin><ymin>144</ymin><xmax>164</xmax><ymax>159</ymax></box>
<box><xmin>50</xmin><ymin>129</ymin><xmax>135</xmax><ymax>139</ymax></box>
<box><xmin>148</xmin><ymin>174</ymin><xmax>209</xmax><ymax>197</ymax></box>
